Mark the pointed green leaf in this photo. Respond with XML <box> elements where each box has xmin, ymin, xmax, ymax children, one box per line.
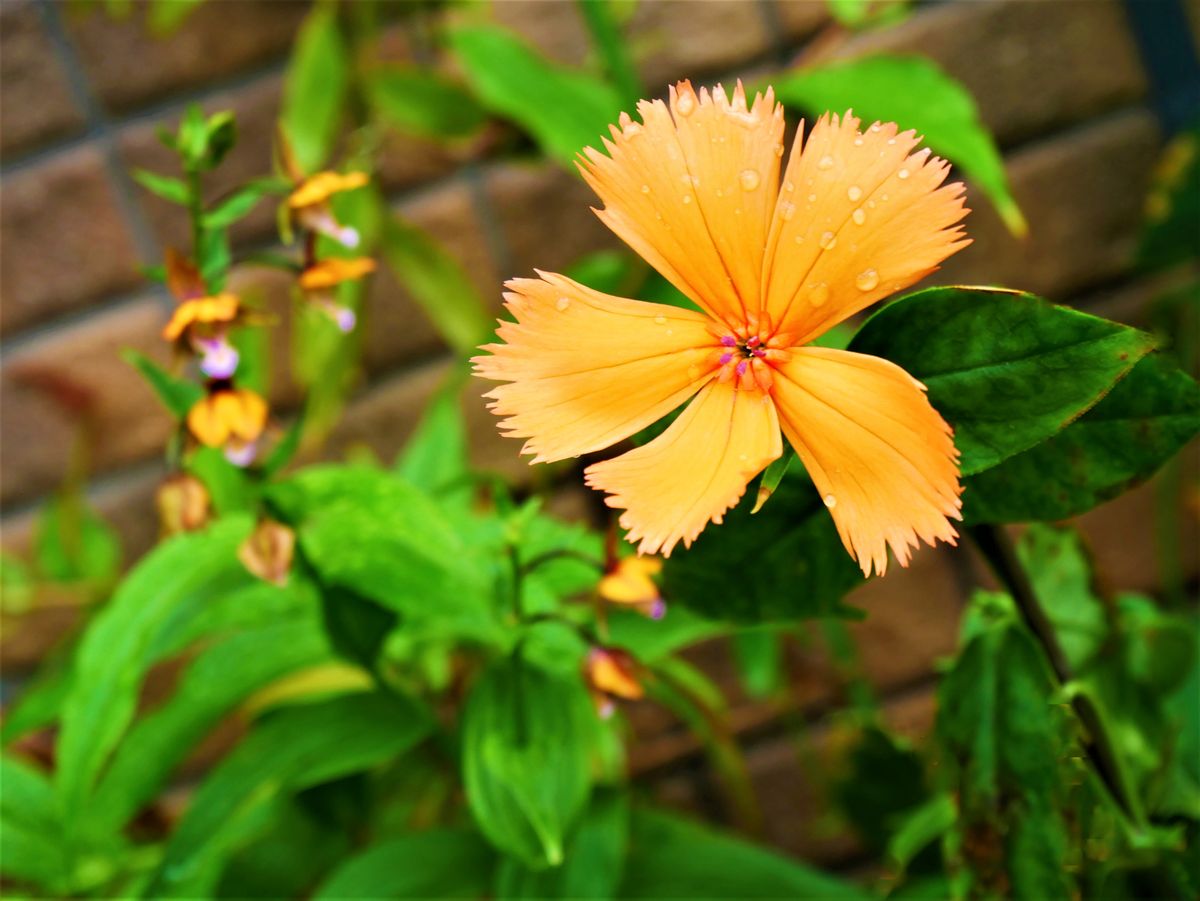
<box><xmin>132</xmin><ymin>168</ymin><xmax>191</xmax><ymax>205</ymax></box>
<box><xmin>123</xmin><ymin>349</ymin><xmax>202</xmax><ymax>419</ymax></box>
<box><xmin>282</xmin><ymin>5</ymin><xmax>348</xmax><ymax>173</ymax></box>
<box><xmin>316</xmin><ymin>828</ymin><xmax>495</xmax><ymax>899</ymax></box>
<box><xmin>368</xmin><ymin>67</ymin><xmax>488</xmax><ymax>140</ymax></box>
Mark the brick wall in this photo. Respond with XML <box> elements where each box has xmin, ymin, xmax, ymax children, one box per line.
<box><xmin>2</xmin><ymin>0</ymin><xmax>1197</xmax><ymax>871</ymax></box>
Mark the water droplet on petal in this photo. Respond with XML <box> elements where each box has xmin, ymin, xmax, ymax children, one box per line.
<box><xmin>641</xmin><ymin>183</ymin><xmax>651</xmax><ymax>194</ymax></box>
<box><xmin>654</xmin><ymin>315</ymin><xmax>667</xmax><ymax>325</ymax></box>
<box><xmin>739</xmin><ymin>169</ymin><xmax>760</xmax><ymax>191</ymax></box>
<box><xmin>855</xmin><ymin>268</ymin><xmax>879</xmax><ymax>291</ymax></box>
<box><xmin>682</xmin><ymin>194</ymin><xmax>692</xmax><ymax>204</ymax></box>
<box><xmin>556</xmin><ymin>296</ymin><xmax>571</xmax><ymax>311</ymax></box>
<box><xmin>853</xmin><ymin>136</ymin><xmax>864</xmax><ymax>146</ymax></box>
<box><xmin>887</xmin><ymin>137</ymin><xmax>896</xmax><ymax>145</ymax></box>
<box><xmin>819</xmin><ymin>231</ymin><xmax>837</xmax><ymax>250</ymax></box>
<box><xmin>784</xmin><ymin>180</ymin><xmax>795</xmax><ymax>193</ymax></box>
<box><xmin>898</xmin><ymin>168</ymin><xmax>910</xmax><ymax>180</ymax></box>
<box><xmin>780</xmin><ymin>201</ymin><xmax>796</xmax><ymax>221</ymax></box>
<box><xmin>807</xmin><ymin>193</ymin><xmax>817</xmax><ymax>203</ymax></box>
<box><xmin>847</xmin><ymin>185</ymin><xmax>863</xmax><ymax>202</ymax></box>
<box><xmin>818</xmin><ymin>155</ymin><xmax>834</xmax><ymax>170</ymax></box>
<box><xmin>810</xmin><ymin>283</ymin><xmax>830</xmax><ymax>306</ymax></box>
<box><xmin>676</xmin><ymin>91</ymin><xmax>696</xmax><ymax>116</ymax></box>
<box><xmin>852</xmin><ymin>208</ymin><xmax>866</xmax><ymax>225</ymax></box>
<box><xmin>824</xmin><ymin>494</ymin><xmax>837</xmax><ymax>508</ymax></box>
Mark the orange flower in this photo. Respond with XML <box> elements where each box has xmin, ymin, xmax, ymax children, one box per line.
<box><xmin>163</xmin><ymin>292</ymin><xmax>243</xmax><ymax>378</ymax></box>
<box><xmin>474</xmin><ymin>82</ymin><xmax>970</xmax><ymax>577</ymax></box>
<box><xmin>298</xmin><ymin>257</ymin><xmax>377</xmax><ymax>333</ymax></box>
<box><xmin>583</xmin><ymin>647</ymin><xmax>644</xmax><ymax>718</ymax></box>
<box><xmin>288</xmin><ymin>171</ymin><xmax>369</xmax><ymax>248</ymax></box>
<box><xmin>186</xmin><ymin>385</ymin><xmax>268</xmax><ymax>467</ymax></box>
<box><xmin>598</xmin><ymin>556</ymin><xmax>665</xmax><ymax>619</ymax></box>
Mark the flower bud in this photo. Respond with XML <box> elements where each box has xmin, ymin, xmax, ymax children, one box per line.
<box><xmin>155</xmin><ymin>474</ymin><xmax>211</xmax><ymax>536</ymax></box>
<box><xmin>238</xmin><ymin>520</ymin><xmax>295</xmax><ymax>586</ymax></box>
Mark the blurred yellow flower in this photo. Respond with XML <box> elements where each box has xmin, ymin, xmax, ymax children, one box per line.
<box><xmin>476</xmin><ymin>81</ymin><xmax>970</xmax><ymax>576</ymax></box>
<box><xmin>598</xmin><ymin>556</ymin><xmax>665</xmax><ymax>620</ymax></box>
<box><xmin>288</xmin><ymin>170</ymin><xmax>369</xmax><ymax>248</ymax></box>
<box><xmin>186</xmin><ymin>385</ymin><xmax>268</xmax><ymax>467</ymax></box>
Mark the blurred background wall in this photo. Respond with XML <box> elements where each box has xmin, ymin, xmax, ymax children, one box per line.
<box><xmin>2</xmin><ymin>0</ymin><xmax>1197</xmax><ymax>870</ymax></box>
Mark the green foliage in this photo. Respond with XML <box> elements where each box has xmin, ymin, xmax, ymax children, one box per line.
<box><xmin>462</xmin><ymin>655</ymin><xmax>594</xmax><ymax>868</ymax></box>
<box><xmin>1137</xmin><ymin>126</ymin><xmax>1200</xmax><ymax>270</ymax></box>
<box><xmin>775</xmin><ymin>55</ymin><xmax>1025</xmax><ymax>235</ymax></box>
<box><xmin>33</xmin><ymin>492</ymin><xmax>121</xmax><ymax>588</ymax></box>
<box><xmin>964</xmin><ymin>352</ymin><xmax>1200</xmax><ymax>523</ymax></box>
<box><xmin>282</xmin><ymin>5</ymin><xmax>349</xmax><ymax>173</ymax></box>
<box><xmin>449</xmin><ymin>23</ymin><xmax>623</xmax><ymax>166</ymax></box>
<box><xmin>368</xmin><ymin>67</ymin><xmax>488</xmax><ymax>141</ymax></box>
<box><xmin>316</xmin><ymin>828</ymin><xmax>495</xmax><ymax>899</ymax></box>
<box><xmin>851</xmin><ymin>286</ymin><xmax>1158</xmax><ymax>475</ymax></box>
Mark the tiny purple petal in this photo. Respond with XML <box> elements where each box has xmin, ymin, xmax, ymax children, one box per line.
<box><xmin>719</xmin><ymin>352</ymin><xmax>733</xmax><ymax>365</ymax></box>
<box><xmin>751</xmin><ymin>347</ymin><xmax>767</xmax><ymax>359</ymax></box>
<box><xmin>746</xmin><ymin>335</ymin><xmax>761</xmax><ymax>348</ymax></box>
<box><xmin>332</xmin><ymin>306</ymin><xmax>357</xmax><ymax>333</ymax></box>
<box><xmin>720</xmin><ymin>335</ymin><xmax>738</xmax><ymax>347</ymax></box>
<box><xmin>337</xmin><ymin>226</ymin><xmax>361</xmax><ymax>249</ymax></box>
<box><xmin>598</xmin><ymin>699</ymin><xmax>615</xmax><ymax>719</ymax></box>
<box><xmin>735</xmin><ymin>360</ymin><xmax>748</xmax><ymax>376</ymax></box>
<box><xmin>648</xmin><ymin>599</ymin><xmax>667</xmax><ymax>620</ymax></box>
<box><xmin>224</xmin><ymin>440</ymin><xmax>257</xmax><ymax>468</ymax></box>
<box><xmin>199</xmin><ymin>340</ymin><xmax>240</xmax><ymax>379</ymax></box>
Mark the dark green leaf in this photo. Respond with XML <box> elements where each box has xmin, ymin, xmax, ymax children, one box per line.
<box><xmin>850</xmin><ymin>287</ymin><xmax>1158</xmax><ymax>475</ymax></box>
<box><xmin>282</xmin><ymin>6</ymin><xmax>348</xmax><ymax>173</ymax></box>
<box><xmin>381</xmin><ymin>214</ymin><xmax>492</xmax><ymax>354</ymax></box>
<box><xmin>886</xmin><ymin>793</ymin><xmax>957</xmax><ymax>873</ymax></box>
<box><xmin>834</xmin><ymin>726</ymin><xmax>929</xmax><ymax>853</ymax></box>
<box><xmin>732</xmin><ymin>629</ymin><xmax>785</xmax><ymax>698</ymax></box>
<box><xmin>197</xmin><ymin>223</ymin><xmax>230</xmax><ymax>291</ymax></box>
<box><xmin>620</xmin><ymin>807</ymin><xmax>872</xmax><ymax>899</ymax></box>
<box><xmin>147</xmin><ymin>691</ymin><xmax>432</xmax><ymax>896</ymax></box>
<box><xmin>663</xmin><ymin>473</ymin><xmax>864</xmax><ymax>623</ymax></box>
<box><xmin>462</xmin><ymin>656</ymin><xmax>593</xmax><ymax>868</ymax></box>
<box><xmin>320</xmin><ymin>586</ymin><xmax>397</xmax><ymax>670</ymax></box>
<box><xmin>316</xmin><ymin>827</ymin><xmax>495</xmax><ymax>899</ymax></box>
<box><xmin>132</xmin><ymin>168</ymin><xmax>191</xmax><ymax>205</ymax></box>
<box><xmin>369</xmin><ymin>67</ymin><xmax>488</xmax><ymax>140</ymax></box>
<box><xmin>775</xmin><ymin>55</ymin><xmax>1025</xmax><ymax>235</ymax></box>
<box><xmin>963</xmin><ymin>353</ymin><xmax>1200</xmax><ymax>522</ymax></box>
<box><xmin>448</xmin><ymin>24</ymin><xmax>622</xmax><ymax>166</ymax></box>
<box><xmin>395</xmin><ymin>369</ymin><xmax>470</xmax><ymax>493</ymax></box>
<box><xmin>202</xmin><ymin>110</ymin><xmax>237</xmax><ymax>170</ymax></box>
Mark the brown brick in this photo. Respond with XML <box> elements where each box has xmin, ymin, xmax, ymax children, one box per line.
<box><xmin>64</xmin><ymin>0</ymin><xmax>308</xmax><ymax>114</ymax></box>
<box><xmin>0</xmin><ymin>296</ymin><xmax>173</xmax><ymax>507</ymax></box>
<box><xmin>118</xmin><ymin>74</ymin><xmax>286</xmax><ymax>251</ymax></box>
<box><xmin>482</xmin><ymin>160</ymin><xmax>621</xmax><ymax>278</ymax></box>
<box><xmin>0</xmin><ymin>145</ymin><xmax>143</xmax><ymax>335</ymax></box>
<box><xmin>934</xmin><ymin>108</ymin><xmax>1162</xmax><ymax>301</ymax></box>
<box><xmin>628</xmin><ymin>1</ymin><xmax>774</xmax><ymax>89</ymax></box>
<box><xmin>0</xmin><ymin>1</ymin><xmax>86</xmax><ymax>155</ymax></box>
<box><xmin>773</xmin><ymin>0</ymin><xmax>833</xmax><ymax>42</ymax></box>
<box><xmin>811</xmin><ymin>0</ymin><xmax>1148</xmax><ymax>147</ymax></box>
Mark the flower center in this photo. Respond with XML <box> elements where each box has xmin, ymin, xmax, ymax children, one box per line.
<box><xmin>715</xmin><ymin>327</ymin><xmax>790</xmax><ymax>394</ymax></box>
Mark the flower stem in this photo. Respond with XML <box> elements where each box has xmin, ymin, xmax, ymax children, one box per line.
<box><xmin>968</xmin><ymin>525</ymin><xmax>1143</xmax><ymax>826</ymax></box>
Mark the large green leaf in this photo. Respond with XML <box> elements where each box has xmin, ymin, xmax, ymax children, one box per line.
<box><xmin>87</xmin><ymin>597</ymin><xmax>332</xmax><ymax>835</ymax></box>
<box><xmin>0</xmin><ymin>755</ymin><xmax>71</xmax><ymax>891</ymax></box>
<box><xmin>269</xmin><ymin>466</ymin><xmax>496</xmax><ymax>638</ymax></box>
<box><xmin>462</xmin><ymin>656</ymin><xmax>593</xmax><ymax>868</ymax></box>
<box><xmin>448</xmin><ymin>24</ymin><xmax>622</xmax><ymax>166</ymax></box>
<box><xmin>663</xmin><ymin>473</ymin><xmax>864</xmax><ymax>623</ymax></box>
<box><xmin>395</xmin><ymin>370</ymin><xmax>470</xmax><ymax>494</ymax></box>
<box><xmin>316</xmin><ymin>827</ymin><xmax>495</xmax><ymax>899</ymax></box>
<box><xmin>774</xmin><ymin>55</ymin><xmax>1025</xmax><ymax>235</ymax></box>
<box><xmin>963</xmin><ymin>353</ymin><xmax>1200</xmax><ymax>522</ymax></box>
<box><xmin>850</xmin><ymin>287</ymin><xmax>1157</xmax><ymax>475</ymax></box>
<box><xmin>282</xmin><ymin>5</ymin><xmax>348</xmax><ymax>173</ymax></box>
<box><xmin>368</xmin><ymin>67</ymin><xmax>488</xmax><ymax>140</ymax></box>
<box><xmin>55</xmin><ymin>517</ymin><xmax>256</xmax><ymax>826</ymax></box>
<box><xmin>619</xmin><ymin>807</ymin><xmax>872</xmax><ymax>899</ymax></box>
<box><xmin>380</xmin><ymin>214</ymin><xmax>492</xmax><ymax>355</ymax></box>
<box><xmin>146</xmin><ymin>691</ymin><xmax>432</xmax><ymax>897</ymax></box>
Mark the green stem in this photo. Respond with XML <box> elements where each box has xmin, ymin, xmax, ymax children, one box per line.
<box><xmin>968</xmin><ymin>525</ymin><xmax>1143</xmax><ymax>826</ymax></box>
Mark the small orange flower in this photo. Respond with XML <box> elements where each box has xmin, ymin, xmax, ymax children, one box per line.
<box><xmin>475</xmin><ymin>82</ymin><xmax>970</xmax><ymax>576</ymax></box>
<box><xmin>186</xmin><ymin>384</ymin><xmax>268</xmax><ymax>467</ymax></box>
<box><xmin>163</xmin><ymin>292</ymin><xmax>243</xmax><ymax>378</ymax></box>
<box><xmin>288</xmin><ymin>171</ymin><xmax>369</xmax><ymax>248</ymax></box>
<box><xmin>584</xmin><ymin>647</ymin><xmax>644</xmax><ymax>718</ymax></box>
<box><xmin>298</xmin><ymin>257</ymin><xmax>377</xmax><ymax>332</ymax></box>
<box><xmin>598</xmin><ymin>556</ymin><xmax>665</xmax><ymax>619</ymax></box>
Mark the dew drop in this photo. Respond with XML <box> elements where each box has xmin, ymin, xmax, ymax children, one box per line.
<box><xmin>853</xmin><ymin>136</ymin><xmax>864</xmax><ymax>146</ymax></box>
<box><xmin>556</xmin><ymin>297</ymin><xmax>571</xmax><ymax>311</ymax></box>
<box><xmin>775</xmin><ymin>143</ymin><xmax>785</xmax><ymax>157</ymax></box>
<box><xmin>818</xmin><ymin>231</ymin><xmax>837</xmax><ymax>250</ymax></box>
<box><xmin>855</xmin><ymin>268</ymin><xmax>879</xmax><ymax>292</ymax></box>
<box><xmin>780</xmin><ymin>201</ymin><xmax>796</xmax><ymax>221</ymax></box>
<box><xmin>887</xmin><ymin>138</ymin><xmax>896</xmax><ymax>145</ymax></box>
<box><xmin>817</xmin><ymin>155</ymin><xmax>834</xmax><ymax>170</ymax></box>
<box><xmin>676</xmin><ymin>91</ymin><xmax>696</xmax><ymax>116</ymax></box>
<box><xmin>682</xmin><ymin>194</ymin><xmax>693</xmax><ymax>204</ymax></box>
<box><xmin>870</xmin><ymin>123</ymin><xmax>882</xmax><ymax>132</ymax></box>
<box><xmin>847</xmin><ymin>185</ymin><xmax>863</xmax><ymax>202</ymax></box>
<box><xmin>852</xmin><ymin>208</ymin><xmax>866</xmax><ymax>226</ymax></box>
<box><xmin>640</xmin><ymin>183</ymin><xmax>651</xmax><ymax>194</ymax></box>
<box><xmin>810</xmin><ymin>283</ymin><xmax>830</xmax><ymax>306</ymax></box>
<box><xmin>784</xmin><ymin>180</ymin><xmax>795</xmax><ymax>193</ymax></box>
<box><xmin>807</xmin><ymin>193</ymin><xmax>817</xmax><ymax>203</ymax></box>
<box><xmin>654</xmin><ymin>315</ymin><xmax>667</xmax><ymax>325</ymax></box>
<box><xmin>739</xmin><ymin>169</ymin><xmax>761</xmax><ymax>191</ymax></box>
<box><xmin>824</xmin><ymin>494</ymin><xmax>837</xmax><ymax>509</ymax></box>
<box><xmin>898</xmin><ymin>168</ymin><xmax>910</xmax><ymax>180</ymax></box>
<box><xmin>794</xmin><ymin>235</ymin><xmax>804</xmax><ymax>244</ymax></box>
